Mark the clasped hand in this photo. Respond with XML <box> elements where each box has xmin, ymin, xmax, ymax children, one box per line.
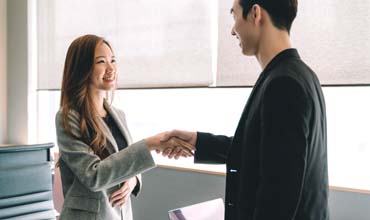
<box><xmin>109</xmin><ymin>177</ymin><xmax>137</xmax><ymax>207</ymax></box>
<box><xmin>145</xmin><ymin>131</ymin><xmax>196</xmax><ymax>159</ymax></box>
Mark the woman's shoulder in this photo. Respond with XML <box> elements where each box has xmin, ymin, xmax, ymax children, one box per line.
<box><xmin>55</xmin><ymin>108</ymin><xmax>81</xmax><ymax>126</ymax></box>
<box><xmin>111</xmin><ymin>106</ymin><xmax>125</xmax><ymax>116</ymax></box>
<box><xmin>103</xmin><ymin>100</ymin><xmax>126</xmax><ymax>118</ymax></box>
<box><xmin>56</xmin><ymin>107</ymin><xmax>80</xmax><ymax>118</ymax></box>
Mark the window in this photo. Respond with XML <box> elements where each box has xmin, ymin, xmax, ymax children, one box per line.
<box><xmin>38</xmin><ymin>87</ymin><xmax>370</xmax><ymax>190</ymax></box>
<box><xmin>35</xmin><ymin>0</ymin><xmax>370</xmax><ymax>191</ymax></box>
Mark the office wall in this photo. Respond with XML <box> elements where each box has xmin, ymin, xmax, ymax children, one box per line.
<box><xmin>6</xmin><ymin>0</ymin><xmax>28</xmax><ymax>144</ymax></box>
<box><xmin>6</xmin><ymin>1</ymin><xmax>370</xmax><ymax>219</ymax></box>
<box><xmin>0</xmin><ymin>0</ymin><xmax>6</xmax><ymax>143</ymax></box>
<box><xmin>132</xmin><ymin>167</ymin><xmax>370</xmax><ymax>220</ymax></box>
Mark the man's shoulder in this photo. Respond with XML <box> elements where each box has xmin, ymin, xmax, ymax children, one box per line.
<box><xmin>266</xmin><ymin>57</ymin><xmax>320</xmax><ymax>90</ymax></box>
<box><xmin>264</xmin><ymin>65</ymin><xmax>305</xmax><ymax>89</ymax></box>
<box><xmin>274</xmin><ymin>56</ymin><xmax>314</xmax><ymax>77</ymax></box>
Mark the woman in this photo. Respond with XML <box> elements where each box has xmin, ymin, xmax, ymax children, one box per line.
<box><xmin>56</xmin><ymin>34</ymin><xmax>193</xmax><ymax>220</ymax></box>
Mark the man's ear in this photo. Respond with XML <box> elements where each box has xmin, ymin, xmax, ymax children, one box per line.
<box><xmin>251</xmin><ymin>4</ymin><xmax>262</xmax><ymax>25</ymax></box>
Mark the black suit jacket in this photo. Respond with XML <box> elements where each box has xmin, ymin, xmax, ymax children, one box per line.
<box><xmin>195</xmin><ymin>49</ymin><xmax>329</xmax><ymax>220</ymax></box>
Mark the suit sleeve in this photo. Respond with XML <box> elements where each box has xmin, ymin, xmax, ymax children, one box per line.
<box><xmin>194</xmin><ymin>132</ymin><xmax>233</xmax><ymax>164</ymax></box>
<box><xmin>55</xmin><ymin>111</ymin><xmax>156</xmax><ymax>192</ymax></box>
<box><xmin>253</xmin><ymin>77</ymin><xmax>309</xmax><ymax>219</ymax></box>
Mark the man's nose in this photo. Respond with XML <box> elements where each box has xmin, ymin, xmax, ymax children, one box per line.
<box><xmin>231</xmin><ymin>27</ymin><xmax>236</xmax><ymax>36</ymax></box>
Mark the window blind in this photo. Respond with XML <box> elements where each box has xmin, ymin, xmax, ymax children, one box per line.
<box><xmin>217</xmin><ymin>0</ymin><xmax>370</xmax><ymax>86</ymax></box>
<box><xmin>37</xmin><ymin>0</ymin><xmax>214</xmax><ymax>90</ymax></box>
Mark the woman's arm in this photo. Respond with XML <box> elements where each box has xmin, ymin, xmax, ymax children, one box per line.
<box><xmin>56</xmin><ymin>110</ymin><xmax>156</xmax><ymax>192</ymax></box>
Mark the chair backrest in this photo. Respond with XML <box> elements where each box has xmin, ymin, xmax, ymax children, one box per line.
<box><xmin>53</xmin><ymin>151</ymin><xmax>64</xmax><ymax>215</ymax></box>
<box><xmin>0</xmin><ymin>143</ymin><xmax>56</xmax><ymax>220</ymax></box>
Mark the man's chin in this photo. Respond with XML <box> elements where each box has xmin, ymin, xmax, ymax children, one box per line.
<box><xmin>241</xmin><ymin>48</ymin><xmax>249</xmax><ymax>56</ymax></box>
<box><xmin>241</xmin><ymin>47</ymin><xmax>254</xmax><ymax>56</ymax></box>
<box><xmin>239</xmin><ymin>44</ymin><xmax>245</xmax><ymax>54</ymax></box>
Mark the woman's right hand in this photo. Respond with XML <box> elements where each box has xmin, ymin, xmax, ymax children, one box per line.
<box><xmin>159</xmin><ymin>129</ymin><xmax>197</xmax><ymax>159</ymax></box>
<box><xmin>145</xmin><ymin>133</ymin><xmax>195</xmax><ymax>158</ymax></box>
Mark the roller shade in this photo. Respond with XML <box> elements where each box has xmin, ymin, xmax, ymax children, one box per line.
<box><xmin>37</xmin><ymin>0</ymin><xmax>213</xmax><ymax>89</ymax></box>
<box><xmin>217</xmin><ymin>0</ymin><xmax>370</xmax><ymax>86</ymax></box>
<box><xmin>216</xmin><ymin>0</ymin><xmax>261</xmax><ymax>87</ymax></box>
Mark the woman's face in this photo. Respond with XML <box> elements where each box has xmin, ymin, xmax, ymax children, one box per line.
<box><xmin>89</xmin><ymin>42</ymin><xmax>117</xmax><ymax>94</ymax></box>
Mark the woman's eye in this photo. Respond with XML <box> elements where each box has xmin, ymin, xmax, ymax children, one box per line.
<box><xmin>96</xmin><ymin>60</ymin><xmax>105</xmax><ymax>64</ymax></box>
<box><xmin>111</xmin><ymin>59</ymin><xmax>116</xmax><ymax>63</ymax></box>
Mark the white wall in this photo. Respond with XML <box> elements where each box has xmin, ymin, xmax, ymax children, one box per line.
<box><xmin>0</xmin><ymin>0</ymin><xmax>7</xmax><ymax>143</ymax></box>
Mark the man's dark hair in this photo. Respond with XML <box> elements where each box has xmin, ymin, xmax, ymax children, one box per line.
<box><xmin>239</xmin><ymin>0</ymin><xmax>298</xmax><ymax>33</ymax></box>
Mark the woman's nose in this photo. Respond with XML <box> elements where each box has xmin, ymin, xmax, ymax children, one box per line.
<box><xmin>107</xmin><ymin>63</ymin><xmax>114</xmax><ymax>72</ymax></box>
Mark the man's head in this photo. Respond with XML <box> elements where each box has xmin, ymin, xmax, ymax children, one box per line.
<box><xmin>239</xmin><ymin>0</ymin><xmax>297</xmax><ymax>33</ymax></box>
<box><xmin>231</xmin><ymin>0</ymin><xmax>297</xmax><ymax>56</ymax></box>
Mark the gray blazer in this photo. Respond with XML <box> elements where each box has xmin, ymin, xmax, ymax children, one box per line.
<box><xmin>55</xmin><ymin>101</ymin><xmax>156</xmax><ymax>220</ymax></box>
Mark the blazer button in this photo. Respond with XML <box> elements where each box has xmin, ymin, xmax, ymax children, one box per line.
<box><xmin>229</xmin><ymin>169</ymin><xmax>238</xmax><ymax>173</ymax></box>
<box><xmin>227</xmin><ymin>202</ymin><xmax>234</xmax><ymax>207</ymax></box>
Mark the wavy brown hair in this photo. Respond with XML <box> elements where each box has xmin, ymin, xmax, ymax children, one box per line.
<box><xmin>60</xmin><ymin>34</ymin><xmax>114</xmax><ymax>156</ymax></box>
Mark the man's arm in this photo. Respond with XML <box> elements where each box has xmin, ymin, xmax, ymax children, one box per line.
<box><xmin>195</xmin><ymin>132</ymin><xmax>233</xmax><ymax>164</ymax></box>
<box><xmin>254</xmin><ymin>76</ymin><xmax>309</xmax><ymax>219</ymax></box>
<box><xmin>162</xmin><ymin>130</ymin><xmax>233</xmax><ymax>164</ymax></box>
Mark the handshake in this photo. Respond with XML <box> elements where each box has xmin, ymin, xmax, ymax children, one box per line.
<box><xmin>145</xmin><ymin>130</ymin><xmax>197</xmax><ymax>159</ymax></box>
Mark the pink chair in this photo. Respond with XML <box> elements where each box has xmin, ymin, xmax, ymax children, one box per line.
<box><xmin>53</xmin><ymin>152</ymin><xmax>64</xmax><ymax>218</ymax></box>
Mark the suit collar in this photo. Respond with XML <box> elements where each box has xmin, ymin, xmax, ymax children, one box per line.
<box><xmin>262</xmin><ymin>48</ymin><xmax>300</xmax><ymax>74</ymax></box>
<box><xmin>233</xmin><ymin>50</ymin><xmax>300</xmax><ymax>140</ymax></box>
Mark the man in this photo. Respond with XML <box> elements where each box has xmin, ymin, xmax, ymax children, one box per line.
<box><xmin>162</xmin><ymin>0</ymin><xmax>329</xmax><ymax>219</ymax></box>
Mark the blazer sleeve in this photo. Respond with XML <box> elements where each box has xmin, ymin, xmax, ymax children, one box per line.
<box><xmin>194</xmin><ymin>132</ymin><xmax>233</xmax><ymax>164</ymax></box>
<box><xmin>55</xmin><ymin>110</ymin><xmax>156</xmax><ymax>192</ymax></box>
<box><xmin>253</xmin><ymin>77</ymin><xmax>309</xmax><ymax>219</ymax></box>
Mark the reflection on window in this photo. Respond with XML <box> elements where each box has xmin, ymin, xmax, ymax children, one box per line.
<box><xmin>38</xmin><ymin>87</ymin><xmax>370</xmax><ymax>190</ymax></box>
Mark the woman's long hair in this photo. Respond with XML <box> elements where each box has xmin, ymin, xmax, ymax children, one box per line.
<box><xmin>60</xmin><ymin>34</ymin><xmax>114</xmax><ymax>156</ymax></box>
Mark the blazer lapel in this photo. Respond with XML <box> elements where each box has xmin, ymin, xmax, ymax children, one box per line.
<box><xmin>232</xmin><ymin>72</ymin><xmax>268</xmax><ymax>145</ymax></box>
<box><xmin>235</xmin><ymin>73</ymin><xmax>266</xmax><ymax>130</ymax></box>
<box><xmin>104</xmin><ymin>100</ymin><xmax>132</xmax><ymax>145</ymax></box>
<box><xmin>99</xmin><ymin>115</ymin><xmax>119</xmax><ymax>153</ymax></box>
